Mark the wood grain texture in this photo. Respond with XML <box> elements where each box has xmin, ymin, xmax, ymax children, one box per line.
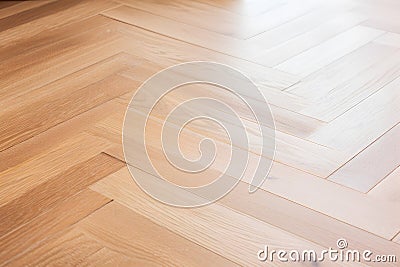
<box><xmin>89</xmin><ymin>99</ymin><xmax>400</xmax><ymax>239</ymax></box>
<box><xmin>0</xmin><ymin>189</ymin><xmax>111</xmax><ymax>265</ymax></box>
<box><xmin>1</xmin><ymin>0</ymin><xmax>400</xmax><ymax>265</ymax></box>
<box><xmin>0</xmin><ymin>153</ymin><xmax>123</xmax><ymax>238</ymax></box>
<box><xmin>91</xmin><ymin>168</ymin><xmax>334</xmax><ymax>267</ymax></box>
<box><xmin>78</xmin><ymin>202</ymin><xmax>237</xmax><ymax>266</ymax></box>
<box><xmin>329</xmin><ymin>123</ymin><xmax>400</xmax><ymax>193</ymax></box>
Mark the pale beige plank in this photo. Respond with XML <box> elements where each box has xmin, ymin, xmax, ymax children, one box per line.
<box><xmin>195</xmin><ymin>0</ymin><xmax>286</xmax><ymax>16</ymax></box>
<box><xmin>101</xmin><ymin>5</ymin><xmax>246</xmax><ymax>57</ymax></box>
<box><xmin>328</xmin><ymin>123</ymin><xmax>400</xmax><ymax>193</ymax></box>
<box><xmin>78</xmin><ymin>202</ymin><xmax>237</xmax><ymax>266</ymax></box>
<box><xmin>247</xmin><ymin>2</ymin><xmax>356</xmax><ymax>54</ymax></box>
<box><xmin>119</xmin><ymin>67</ymin><xmax>324</xmax><ymax>139</ymax></box>
<box><xmin>374</xmin><ymin>32</ymin><xmax>400</xmax><ymax>48</ymax></box>
<box><xmin>275</xmin><ymin>25</ymin><xmax>383</xmax><ymax>77</ymax></box>
<box><xmin>394</xmin><ymin>232</ymin><xmax>400</xmax><ymax>244</ymax></box>
<box><xmin>286</xmin><ymin>42</ymin><xmax>397</xmax><ymax>99</ymax></box>
<box><xmin>117</xmin><ymin>0</ymin><xmax>316</xmax><ymax>39</ymax></box>
<box><xmin>253</xmin><ymin>12</ymin><xmax>367</xmax><ymax>67</ymax></box>
<box><xmin>114</xmin><ymin>25</ymin><xmax>301</xmax><ymax>93</ymax></box>
<box><xmin>369</xmin><ymin>166</ymin><xmax>400</xmax><ymax>203</ymax></box>
<box><xmin>301</xmin><ymin>49</ymin><xmax>400</xmax><ymax>121</ymax></box>
<box><xmin>309</xmin><ymin>76</ymin><xmax>400</xmax><ymax>152</ymax></box>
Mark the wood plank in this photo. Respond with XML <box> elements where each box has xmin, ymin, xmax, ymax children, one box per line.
<box><xmin>92</xmin><ymin>109</ymin><xmax>400</xmax><ymax>239</ymax></box>
<box><xmin>275</xmin><ymin>25</ymin><xmax>384</xmax><ymax>77</ymax></box>
<box><xmin>78</xmin><ymin>202</ymin><xmax>237</xmax><ymax>266</ymax></box>
<box><xmin>117</xmin><ymin>61</ymin><xmax>306</xmax><ymax>116</ymax></box>
<box><xmin>0</xmin><ymin>1</ymin><xmax>53</xmax><ymax>20</ymax></box>
<box><xmin>253</xmin><ymin>12</ymin><xmax>367</xmax><ymax>67</ymax></box>
<box><xmin>394</xmin><ymin>232</ymin><xmax>400</xmax><ymax>244</ymax></box>
<box><xmin>328</xmin><ymin>123</ymin><xmax>400</xmax><ymax>193</ymax></box>
<box><xmin>112</xmin><ymin>20</ymin><xmax>302</xmax><ymax>94</ymax></box>
<box><xmin>0</xmin><ymin>25</ymin><xmax>121</xmax><ymax>99</ymax></box>
<box><xmin>117</xmin><ymin>0</ymin><xmax>316</xmax><ymax>39</ymax></box>
<box><xmin>119</xmin><ymin>67</ymin><xmax>324</xmax><ymax>139</ymax></box>
<box><xmin>0</xmin><ymin>133</ymin><xmax>111</xmax><ymax>206</ymax></box>
<box><xmin>0</xmin><ymin>0</ymin><xmax>80</xmax><ymax>32</ymax></box>
<box><xmin>368</xmin><ymin>166</ymin><xmax>400</xmax><ymax>203</ymax></box>
<box><xmin>0</xmin><ymin>153</ymin><xmax>124</xmax><ymax>238</ymax></box>
<box><xmin>300</xmin><ymin>49</ymin><xmax>400</xmax><ymax>121</ymax></box>
<box><xmin>0</xmin><ymin>70</ymin><xmax>137</xmax><ymax>151</ymax></box>
<box><xmin>309</xmin><ymin>76</ymin><xmax>400</xmax><ymax>152</ymax></box>
<box><xmin>101</xmin><ymin>5</ymin><xmax>245</xmax><ymax>58</ymax></box>
<box><xmin>0</xmin><ymin>189</ymin><xmax>110</xmax><ymax>265</ymax></box>
<box><xmin>286</xmin><ymin>42</ymin><xmax>397</xmax><ymax>100</ymax></box>
<box><xmin>247</xmin><ymin>3</ymin><xmax>356</xmax><ymax>54</ymax></box>
<box><xmin>82</xmin><ymin>247</ymin><xmax>139</xmax><ymax>267</ymax></box>
<box><xmin>92</xmin><ymin>96</ymin><xmax>343</xmax><ymax>178</ymax></box>
<box><xmin>103</xmin><ymin>141</ymin><xmax>400</xmax><ymax>245</ymax></box>
<box><xmin>91</xmin><ymin>168</ymin><xmax>331</xmax><ymax>267</ymax></box>
<box><xmin>374</xmin><ymin>32</ymin><xmax>400</xmax><ymax>48</ymax></box>
<box><xmin>195</xmin><ymin>0</ymin><xmax>286</xmax><ymax>16</ymax></box>
<box><xmin>9</xmin><ymin>228</ymin><xmax>105</xmax><ymax>267</ymax></box>
<box><xmin>0</xmin><ymin>0</ymin><xmax>117</xmax><ymax>46</ymax></box>
<box><xmin>0</xmin><ymin>15</ymin><xmax>113</xmax><ymax>65</ymax></box>
<box><xmin>0</xmin><ymin>99</ymin><xmax>125</xmax><ymax>173</ymax></box>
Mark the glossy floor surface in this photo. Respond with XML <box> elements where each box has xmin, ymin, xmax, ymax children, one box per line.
<box><xmin>0</xmin><ymin>0</ymin><xmax>400</xmax><ymax>266</ymax></box>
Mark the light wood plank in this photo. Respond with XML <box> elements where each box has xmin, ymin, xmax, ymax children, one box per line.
<box><xmin>90</xmin><ymin>107</ymin><xmax>400</xmax><ymax>239</ymax></box>
<box><xmin>369</xmin><ymin>166</ymin><xmax>400</xmax><ymax>203</ymax></box>
<box><xmin>275</xmin><ymin>25</ymin><xmax>384</xmax><ymax>77</ymax></box>
<box><xmin>0</xmin><ymin>26</ymin><xmax>122</xmax><ymax>101</ymax></box>
<box><xmin>328</xmin><ymin>123</ymin><xmax>400</xmax><ymax>193</ymax></box>
<box><xmin>247</xmin><ymin>3</ymin><xmax>356</xmax><ymax>54</ymax></box>
<box><xmin>374</xmin><ymin>32</ymin><xmax>400</xmax><ymax>48</ymax></box>
<box><xmin>0</xmin><ymin>0</ymin><xmax>118</xmax><ymax>46</ymax></box>
<box><xmin>101</xmin><ymin>5</ymin><xmax>245</xmax><ymax>58</ymax></box>
<box><xmin>117</xmin><ymin>0</ymin><xmax>316</xmax><ymax>39</ymax></box>
<box><xmin>112</xmin><ymin>20</ymin><xmax>302</xmax><ymax>94</ymax></box>
<box><xmin>0</xmin><ymin>99</ymin><xmax>125</xmax><ymax>173</ymax></box>
<box><xmin>78</xmin><ymin>202</ymin><xmax>237</xmax><ymax>266</ymax></box>
<box><xmin>309</xmin><ymin>76</ymin><xmax>400</xmax><ymax>152</ymax></box>
<box><xmin>394</xmin><ymin>232</ymin><xmax>400</xmax><ymax>244</ymax></box>
<box><xmin>0</xmin><ymin>69</ymin><xmax>137</xmax><ymax>151</ymax></box>
<box><xmin>301</xmin><ymin>49</ymin><xmax>400</xmax><ymax>121</ymax></box>
<box><xmin>0</xmin><ymin>189</ymin><xmax>110</xmax><ymax>265</ymax></box>
<box><xmin>0</xmin><ymin>153</ymin><xmax>124</xmax><ymax>238</ymax></box>
<box><xmin>253</xmin><ymin>12</ymin><xmax>367</xmax><ymax>67</ymax></box>
<box><xmin>0</xmin><ymin>133</ymin><xmax>111</xmax><ymax>206</ymax></box>
<box><xmin>91</xmin><ymin>168</ymin><xmax>333</xmax><ymax>267</ymax></box>
<box><xmin>286</xmin><ymin>42</ymin><xmax>397</xmax><ymax>100</ymax></box>
<box><xmin>9</xmin><ymin>228</ymin><xmax>105</xmax><ymax>267</ymax></box>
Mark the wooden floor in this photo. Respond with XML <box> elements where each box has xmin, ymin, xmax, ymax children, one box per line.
<box><xmin>1</xmin><ymin>0</ymin><xmax>400</xmax><ymax>266</ymax></box>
